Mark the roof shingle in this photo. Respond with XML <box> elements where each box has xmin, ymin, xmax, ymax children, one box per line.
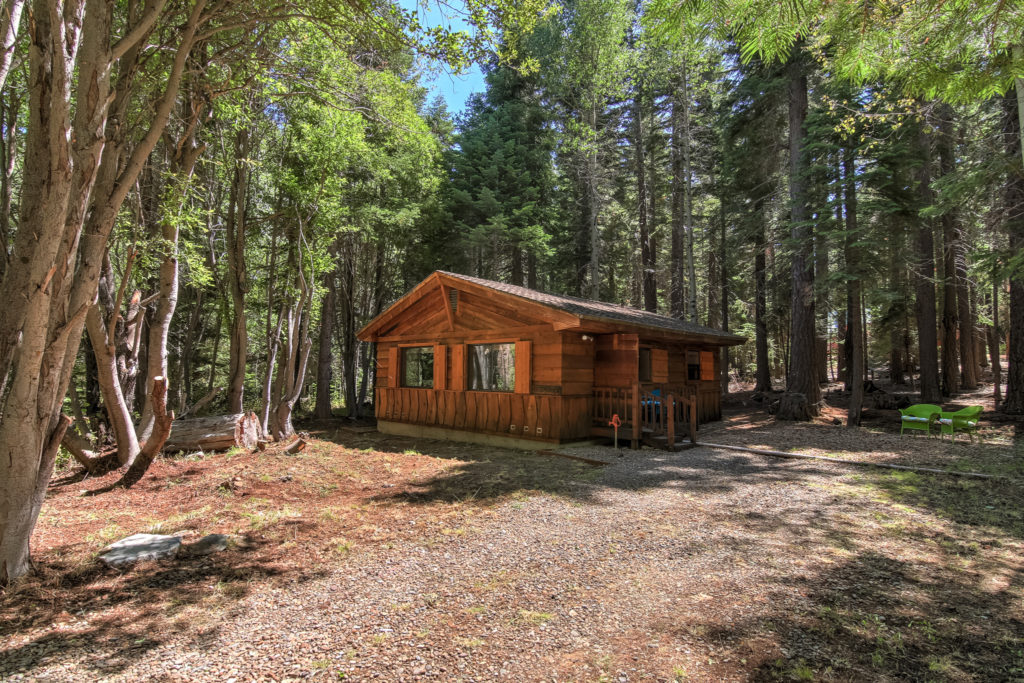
<box><xmin>439</xmin><ymin>271</ymin><xmax>745</xmax><ymax>343</ymax></box>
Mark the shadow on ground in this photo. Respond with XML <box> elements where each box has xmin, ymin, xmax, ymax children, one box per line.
<box><xmin>311</xmin><ymin>423</ymin><xmax>831</xmax><ymax>508</ymax></box>
<box><xmin>0</xmin><ymin>536</ymin><xmax>325</xmax><ymax>678</ymax></box>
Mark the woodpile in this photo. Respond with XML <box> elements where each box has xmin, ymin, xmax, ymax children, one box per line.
<box><xmin>163</xmin><ymin>412</ymin><xmax>262</xmax><ymax>453</ymax></box>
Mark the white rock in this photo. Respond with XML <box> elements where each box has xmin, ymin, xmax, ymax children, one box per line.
<box><xmin>99</xmin><ymin>534</ymin><xmax>182</xmax><ymax>567</ymax></box>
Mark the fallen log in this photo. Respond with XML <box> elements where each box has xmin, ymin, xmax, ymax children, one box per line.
<box><xmin>162</xmin><ymin>411</ymin><xmax>262</xmax><ymax>453</ymax></box>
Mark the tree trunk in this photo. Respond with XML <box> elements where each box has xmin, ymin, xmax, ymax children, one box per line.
<box><xmin>1004</xmin><ymin>87</ymin><xmax>1024</xmax><ymax>413</ymax></box>
<box><xmin>683</xmin><ymin>64</ymin><xmax>697</xmax><ymax>324</ymax></box>
<box><xmin>670</xmin><ymin>74</ymin><xmax>685</xmax><ymax>317</ymax></box>
<box><xmin>226</xmin><ymin>125</ymin><xmax>251</xmax><ymax>414</ymax></box>
<box><xmin>719</xmin><ymin>186</ymin><xmax>729</xmax><ymax>396</ymax></box>
<box><xmin>268</xmin><ymin>221</ymin><xmax>314</xmax><ymax>441</ymax></box>
<box><xmin>113</xmin><ymin>376</ymin><xmax>173</xmax><ymax>489</ymax></box>
<box><xmin>774</xmin><ymin>392</ymin><xmax>813</xmax><ymax>421</ymax></box>
<box><xmin>85</xmin><ymin>303</ymin><xmax>140</xmax><ymax>465</ymax></box>
<box><xmin>939</xmin><ymin>230</ymin><xmax>959</xmax><ymax>396</ymax></box>
<box><xmin>785</xmin><ymin>54</ymin><xmax>819</xmax><ymax>413</ymax></box>
<box><xmin>634</xmin><ymin>84</ymin><xmax>656</xmax><ymax>313</ymax></box>
<box><xmin>843</xmin><ymin>150</ymin><xmax>865</xmax><ymax>426</ymax></box>
<box><xmin>586</xmin><ymin>102</ymin><xmax>601</xmax><ymax>300</ymax></box>
<box><xmin>754</xmin><ymin>200</ymin><xmax>771</xmax><ymax>392</ymax></box>
<box><xmin>315</xmin><ymin>272</ymin><xmax>336</xmax><ymax>419</ymax></box>
<box><xmin>0</xmin><ymin>88</ymin><xmax>19</xmax><ymax>281</ymax></box>
<box><xmin>936</xmin><ymin>107</ymin><xmax>960</xmax><ymax>395</ymax></box>
<box><xmin>991</xmin><ymin>280</ymin><xmax>1003</xmax><ymax>405</ymax></box>
<box><xmin>0</xmin><ymin>0</ymin><xmax>24</xmax><ymax>96</ymax></box>
<box><xmin>957</xmin><ymin>246</ymin><xmax>978</xmax><ymax>390</ymax></box>
<box><xmin>913</xmin><ymin>122</ymin><xmax>942</xmax><ymax>403</ymax></box>
<box><xmin>139</xmin><ymin>113</ymin><xmax>205</xmax><ymax>438</ymax></box>
<box><xmin>339</xmin><ymin>243</ymin><xmax>359</xmax><ymax>419</ymax></box>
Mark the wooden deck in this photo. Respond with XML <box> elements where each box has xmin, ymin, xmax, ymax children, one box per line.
<box><xmin>591</xmin><ymin>383</ymin><xmax>705</xmax><ymax>450</ymax></box>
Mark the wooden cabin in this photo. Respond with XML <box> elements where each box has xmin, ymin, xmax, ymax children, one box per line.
<box><xmin>357</xmin><ymin>271</ymin><xmax>745</xmax><ymax>450</ymax></box>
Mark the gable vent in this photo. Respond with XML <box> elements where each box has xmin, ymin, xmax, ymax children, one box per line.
<box><xmin>449</xmin><ymin>288</ymin><xmax>458</xmax><ymax>312</ymax></box>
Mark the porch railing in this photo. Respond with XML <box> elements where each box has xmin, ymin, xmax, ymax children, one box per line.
<box><xmin>592</xmin><ymin>383</ymin><xmax>698</xmax><ymax>448</ymax></box>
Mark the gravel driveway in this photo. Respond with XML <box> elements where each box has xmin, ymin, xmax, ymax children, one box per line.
<box><xmin>3</xmin><ymin>439</ymin><xmax>1022</xmax><ymax>682</ymax></box>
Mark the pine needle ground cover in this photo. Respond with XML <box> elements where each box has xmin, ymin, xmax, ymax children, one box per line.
<box><xmin>1</xmin><ymin>407</ymin><xmax>1022</xmax><ymax>681</ymax></box>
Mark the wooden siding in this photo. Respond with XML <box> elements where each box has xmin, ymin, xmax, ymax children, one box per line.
<box><xmin>377</xmin><ymin>387</ymin><xmax>590</xmax><ymax>442</ymax></box>
<box><xmin>559</xmin><ymin>332</ymin><xmax>595</xmax><ymax>396</ymax></box>
<box><xmin>651</xmin><ymin>348</ymin><xmax>669</xmax><ymax>383</ymax></box>
<box><xmin>594</xmin><ymin>333</ymin><xmax>639</xmax><ymax>388</ymax></box>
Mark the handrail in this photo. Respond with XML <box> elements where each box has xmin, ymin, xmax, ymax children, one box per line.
<box><xmin>592</xmin><ymin>383</ymin><xmax>698</xmax><ymax>447</ymax></box>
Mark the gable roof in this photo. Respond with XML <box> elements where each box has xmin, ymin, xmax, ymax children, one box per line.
<box><xmin>358</xmin><ymin>271</ymin><xmax>746</xmax><ymax>344</ymax></box>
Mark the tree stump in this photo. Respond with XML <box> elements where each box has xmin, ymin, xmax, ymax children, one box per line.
<box><xmin>772</xmin><ymin>392</ymin><xmax>818</xmax><ymax>421</ymax></box>
<box><xmin>162</xmin><ymin>412</ymin><xmax>262</xmax><ymax>452</ymax></box>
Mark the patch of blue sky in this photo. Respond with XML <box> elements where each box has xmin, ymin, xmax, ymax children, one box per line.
<box><xmin>400</xmin><ymin>0</ymin><xmax>487</xmax><ymax>114</ymax></box>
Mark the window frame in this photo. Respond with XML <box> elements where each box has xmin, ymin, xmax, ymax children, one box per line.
<box><xmin>466</xmin><ymin>342</ymin><xmax>516</xmax><ymax>393</ymax></box>
<box><xmin>400</xmin><ymin>345</ymin><xmax>435</xmax><ymax>389</ymax></box>
<box><xmin>686</xmin><ymin>350</ymin><xmax>701</xmax><ymax>381</ymax></box>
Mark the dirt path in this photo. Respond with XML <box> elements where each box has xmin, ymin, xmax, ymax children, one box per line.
<box><xmin>3</xmin><ymin>429</ymin><xmax>1022</xmax><ymax>681</ymax></box>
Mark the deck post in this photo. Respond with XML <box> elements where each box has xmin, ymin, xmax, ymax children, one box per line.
<box><xmin>666</xmin><ymin>393</ymin><xmax>675</xmax><ymax>450</ymax></box>
<box><xmin>689</xmin><ymin>395</ymin><xmax>697</xmax><ymax>444</ymax></box>
<box><xmin>631</xmin><ymin>383</ymin><xmax>641</xmax><ymax>449</ymax></box>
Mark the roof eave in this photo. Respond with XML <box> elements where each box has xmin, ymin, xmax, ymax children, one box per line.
<box><xmin>574</xmin><ymin>314</ymin><xmax>747</xmax><ymax>345</ymax></box>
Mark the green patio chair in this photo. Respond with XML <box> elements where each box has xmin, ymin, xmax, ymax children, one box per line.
<box><xmin>899</xmin><ymin>404</ymin><xmax>941</xmax><ymax>437</ymax></box>
<box><xmin>937</xmin><ymin>405</ymin><xmax>983</xmax><ymax>443</ymax></box>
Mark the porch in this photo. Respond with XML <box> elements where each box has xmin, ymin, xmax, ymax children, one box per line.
<box><xmin>590</xmin><ymin>383</ymin><xmax>721</xmax><ymax>450</ymax></box>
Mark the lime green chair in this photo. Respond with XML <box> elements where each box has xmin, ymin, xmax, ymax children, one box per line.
<box><xmin>937</xmin><ymin>405</ymin><xmax>983</xmax><ymax>443</ymax></box>
<box><xmin>899</xmin><ymin>404</ymin><xmax>941</xmax><ymax>437</ymax></box>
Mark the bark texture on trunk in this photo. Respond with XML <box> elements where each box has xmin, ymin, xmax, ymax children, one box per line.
<box><xmin>843</xmin><ymin>151</ymin><xmax>865</xmax><ymax>426</ymax></box>
<box><xmin>113</xmin><ymin>376</ymin><xmax>173</xmax><ymax>489</ymax></box>
<box><xmin>586</xmin><ymin>103</ymin><xmax>601</xmax><ymax>301</ymax></box>
<box><xmin>913</xmin><ymin>123</ymin><xmax>942</xmax><ymax>403</ymax></box>
<box><xmin>754</xmin><ymin>200</ymin><xmax>771</xmax><ymax>392</ymax></box>
<box><xmin>268</xmin><ymin>223</ymin><xmax>314</xmax><ymax>440</ymax></box>
<box><xmin>670</xmin><ymin>75</ymin><xmax>685</xmax><ymax>317</ymax></box>
<box><xmin>990</xmin><ymin>282</ymin><xmax>1002</xmax><ymax>405</ymax></box>
<box><xmin>937</xmin><ymin>104</ymin><xmax>960</xmax><ymax>395</ymax></box>
<box><xmin>785</xmin><ymin>54</ymin><xmax>819</xmax><ymax>412</ymax></box>
<box><xmin>314</xmin><ymin>274</ymin><xmax>336</xmax><ymax>419</ymax></box>
<box><xmin>634</xmin><ymin>85</ymin><xmax>656</xmax><ymax>313</ymax></box>
<box><xmin>1004</xmin><ymin>88</ymin><xmax>1024</xmax><ymax>413</ymax></box>
<box><xmin>226</xmin><ymin>126</ymin><xmax>251</xmax><ymax>414</ymax></box>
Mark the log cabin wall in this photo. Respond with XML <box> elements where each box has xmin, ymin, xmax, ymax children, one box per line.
<box><xmin>594</xmin><ymin>333</ymin><xmax>639</xmax><ymax>388</ymax></box>
<box><xmin>374</xmin><ymin>327</ymin><xmax>593</xmax><ymax>443</ymax></box>
<box><xmin>363</xmin><ymin>272</ymin><xmax>741</xmax><ymax>445</ymax></box>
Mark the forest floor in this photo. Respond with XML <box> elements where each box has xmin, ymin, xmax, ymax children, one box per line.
<box><xmin>2</xmin><ymin>386</ymin><xmax>1023</xmax><ymax>682</ymax></box>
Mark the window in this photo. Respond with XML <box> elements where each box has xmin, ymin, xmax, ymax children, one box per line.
<box><xmin>401</xmin><ymin>346</ymin><xmax>434</xmax><ymax>388</ymax></box>
<box><xmin>468</xmin><ymin>343</ymin><xmax>515</xmax><ymax>392</ymax></box>
<box><xmin>638</xmin><ymin>348</ymin><xmax>652</xmax><ymax>382</ymax></box>
<box><xmin>687</xmin><ymin>350</ymin><xmax>700</xmax><ymax>381</ymax></box>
